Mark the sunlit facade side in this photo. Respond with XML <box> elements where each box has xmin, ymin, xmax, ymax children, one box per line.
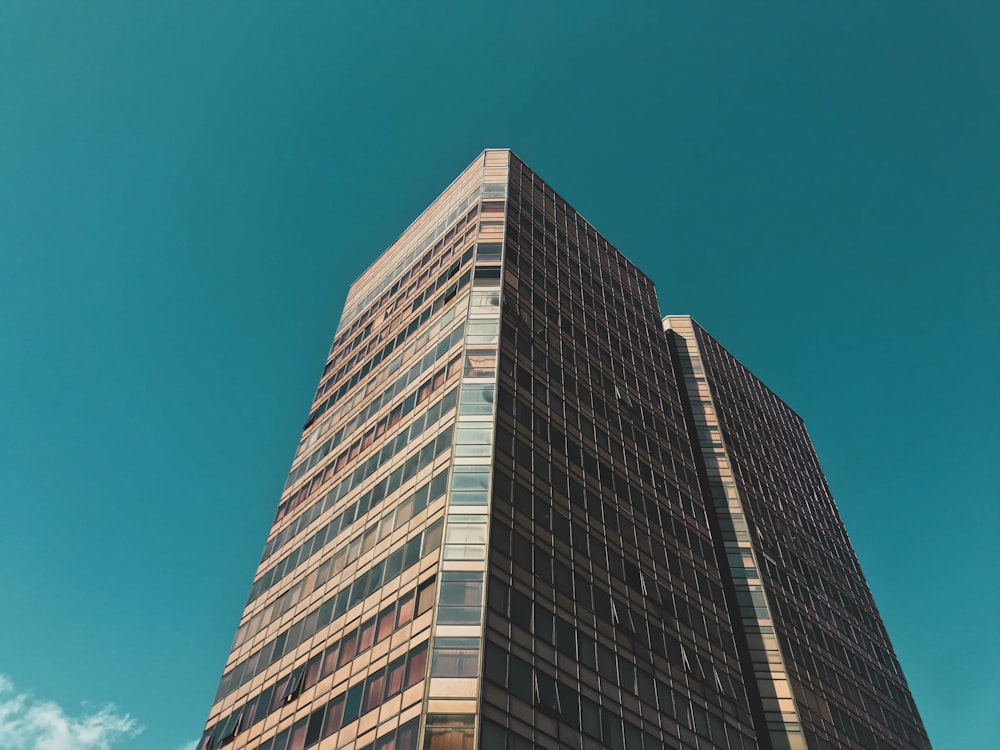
<box><xmin>197</xmin><ymin>151</ymin><xmax>498</xmax><ymax>750</ymax></box>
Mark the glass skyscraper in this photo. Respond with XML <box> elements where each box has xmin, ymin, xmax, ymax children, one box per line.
<box><xmin>196</xmin><ymin>150</ymin><xmax>929</xmax><ymax>750</ymax></box>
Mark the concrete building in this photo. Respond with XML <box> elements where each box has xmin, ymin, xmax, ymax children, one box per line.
<box><xmin>196</xmin><ymin>150</ymin><xmax>929</xmax><ymax>750</ymax></box>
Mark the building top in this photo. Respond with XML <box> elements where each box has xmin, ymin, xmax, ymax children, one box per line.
<box><xmin>339</xmin><ymin>149</ymin><xmax>513</xmax><ymax>333</ymax></box>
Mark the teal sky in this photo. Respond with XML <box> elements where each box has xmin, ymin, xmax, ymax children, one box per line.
<box><xmin>1</xmin><ymin>3</ymin><xmax>996</xmax><ymax>749</ymax></box>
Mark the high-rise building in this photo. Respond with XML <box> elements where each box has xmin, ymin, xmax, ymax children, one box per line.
<box><xmin>196</xmin><ymin>150</ymin><xmax>929</xmax><ymax>750</ymax></box>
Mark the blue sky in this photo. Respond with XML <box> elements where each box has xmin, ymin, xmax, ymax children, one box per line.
<box><xmin>0</xmin><ymin>3</ymin><xmax>996</xmax><ymax>749</ymax></box>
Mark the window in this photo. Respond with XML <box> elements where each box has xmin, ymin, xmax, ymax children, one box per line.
<box><xmin>218</xmin><ymin>709</ymin><xmax>242</xmax><ymax>745</ymax></box>
<box><xmin>476</xmin><ymin>242</ymin><xmax>503</xmax><ymax>261</ymax></box>
<box><xmin>470</xmin><ymin>290</ymin><xmax>500</xmax><ymax>312</ymax></box>
<box><xmin>386</xmin><ymin>656</ymin><xmax>406</xmax><ymax>697</ymax></box>
<box><xmin>555</xmin><ymin>617</ymin><xmax>576</xmax><ymax>658</ymax></box>
<box><xmin>358</xmin><ymin>618</ymin><xmax>376</xmax><ymax>653</ymax></box>
<box><xmin>287</xmin><ymin>718</ymin><xmax>308</xmax><ymax>750</ymax></box>
<box><xmin>303</xmin><ymin>654</ymin><xmax>322</xmax><ymax>691</ymax></box>
<box><xmin>395</xmin><ymin>719</ymin><xmax>419</xmax><ymax>750</ymax></box>
<box><xmin>437</xmin><ymin>572</ymin><xmax>483</xmax><ymax>623</ymax></box>
<box><xmin>282</xmin><ymin>669</ymin><xmax>304</xmax><ymax>704</ymax></box>
<box><xmin>600</xmin><ymin>708</ymin><xmax>624</xmax><ymax>750</ymax></box>
<box><xmin>508</xmin><ymin>655</ymin><xmax>533</xmax><ymax>703</ymax></box>
<box><xmin>342</xmin><ymin>683</ymin><xmax>364</xmax><ymax>726</ymax></box>
<box><xmin>454</xmin><ymin>430</ymin><xmax>491</xmax><ymax>458</ymax></box>
<box><xmin>483</xmin><ymin>642</ymin><xmax>507</xmax><ymax>686</ymax></box>
<box><xmin>363</xmin><ymin>670</ymin><xmax>386</xmax><ymax>713</ymax></box>
<box><xmin>376</xmin><ymin>604</ymin><xmax>396</xmax><ymax>641</ymax></box>
<box><xmin>323</xmin><ymin>696</ymin><xmax>345</xmax><ymax>735</ymax></box>
<box><xmin>581</xmin><ymin>696</ymin><xmax>601</xmax><ymax>738</ymax></box>
<box><xmin>431</xmin><ymin>638</ymin><xmax>480</xmax><ymax>677</ymax></box>
<box><xmin>466</xmin><ymin>320</ymin><xmax>499</xmax><ymax>346</ymax></box>
<box><xmin>463</xmin><ymin>348</ymin><xmax>495</xmax><ymax>378</ymax></box>
<box><xmin>557</xmin><ymin>682</ymin><xmax>580</xmax><ymax>729</ymax></box>
<box><xmin>534</xmin><ymin>672</ymin><xmax>559</xmax><ymax>715</ymax></box>
<box><xmin>450</xmin><ymin>467</ymin><xmax>489</xmax><ymax>491</ymax></box>
<box><xmin>444</xmin><ymin>515</ymin><xmax>487</xmax><ymax>560</ymax></box>
<box><xmin>337</xmin><ymin>631</ymin><xmax>358</xmax><ymax>669</ymax></box>
<box><xmin>405</xmin><ymin>642</ymin><xmax>429</xmax><ymax>688</ymax></box>
<box><xmin>397</xmin><ymin>591</ymin><xmax>416</xmax><ymax>626</ymax></box>
<box><xmin>417</xmin><ymin>577</ymin><xmax>437</xmax><ymax>615</ymax></box>
<box><xmin>304</xmin><ymin>707</ymin><xmax>325</xmax><ymax>747</ymax></box>
<box><xmin>423</xmin><ymin>715</ymin><xmax>474</xmax><ymax>750</ymax></box>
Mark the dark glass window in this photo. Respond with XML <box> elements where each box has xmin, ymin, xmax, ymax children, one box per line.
<box><xmin>557</xmin><ymin>682</ymin><xmax>580</xmax><ymax>729</ymax></box>
<box><xmin>304</xmin><ymin>707</ymin><xmax>325</xmax><ymax>747</ymax></box>
<box><xmin>581</xmin><ymin>696</ymin><xmax>601</xmax><ymax>738</ymax></box>
<box><xmin>342</xmin><ymin>683</ymin><xmax>364</xmax><ymax>725</ymax></box>
<box><xmin>484</xmin><ymin>642</ymin><xmax>507</xmax><ymax>686</ymax></box>
<box><xmin>438</xmin><ymin>572</ymin><xmax>483</xmax><ymax>623</ymax></box>
<box><xmin>431</xmin><ymin>638</ymin><xmax>480</xmax><ymax>677</ymax></box>
<box><xmin>508</xmin><ymin>655</ymin><xmax>533</xmax><ymax>703</ymax></box>
<box><xmin>509</xmin><ymin>588</ymin><xmax>531</xmax><ymax>630</ymax></box>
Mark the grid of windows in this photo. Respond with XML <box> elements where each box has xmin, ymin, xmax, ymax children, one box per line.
<box><xmin>233</xmin><ymin>467</ymin><xmax>452</xmax><ymax>647</ymax></box>
<box><xmin>672</xmin><ymin>320</ymin><xmax>931</xmax><ymax>749</ymax></box>
<box><xmin>254</xmin><ymin>394</ymin><xmax>458</xmax><ymax>601</ymax></box>
<box><xmin>478</xmin><ymin>157</ymin><xmax>758</xmax><ymax>749</ymax></box>
<box><xmin>214</xmin><ymin>519</ymin><xmax>443</xmax><ymax>702</ymax></box>
<box><xmin>196</xmin><ymin>150</ymin><xmax>929</xmax><ymax>750</ymax></box>
<box><xmin>293</xmin><ymin>316</ymin><xmax>466</xmax><ymax>474</ymax></box>
<box><xmin>201</xmin><ymin>583</ymin><xmax>434</xmax><ymax>749</ymax></box>
<box><xmin>206</xmin><ymin>643</ymin><xmax>428</xmax><ymax>750</ymax></box>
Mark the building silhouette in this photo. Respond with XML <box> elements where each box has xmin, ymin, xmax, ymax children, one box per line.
<box><xmin>196</xmin><ymin>150</ymin><xmax>929</xmax><ymax>750</ymax></box>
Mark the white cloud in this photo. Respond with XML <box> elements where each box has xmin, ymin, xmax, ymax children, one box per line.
<box><xmin>0</xmin><ymin>675</ymin><xmax>141</xmax><ymax>750</ymax></box>
<box><xmin>175</xmin><ymin>742</ymin><xmax>198</xmax><ymax>750</ymax></box>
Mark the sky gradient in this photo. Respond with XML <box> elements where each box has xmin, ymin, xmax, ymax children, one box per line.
<box><xmin>1</xmin><ymin>3</ymin><xmax>997</xmax><ymax>749</ymax></box>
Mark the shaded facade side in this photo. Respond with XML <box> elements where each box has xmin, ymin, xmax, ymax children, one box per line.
<box><xmin>479</xmin><ymin>154</ymin><xmax>760</xmax><ymax>749</ymax></box>
<box><xmin>665</xmin><ymin>318</ymin><xmax>930</xmax><ymax>750</ymax></box>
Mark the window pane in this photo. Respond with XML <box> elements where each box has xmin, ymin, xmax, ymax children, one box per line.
<box><xmin>305</xmin><ymin>707</ymin><xmax>325</xmax><ymax>747</ymax></box>
<box><xmin>406</xmin><ymin>642</ymin><xmax>429</xmax><ymax>687</ymax></box>
<box><xmin>342</xmin><ymin>684</ymin><xmax>363</xmax><ymax>725</ymax></box>
<box><xmin>424</xmin><ymin>715</ymin><xmax>475</xmax><ymax>750</ymax></box>
<box><xmin>449</xmin><ymin>490</ymin><xmax>488</xmax><ymax>506</ymax></box>
<box><xmin>338</xmin><ymin>631</ymin><xmax>358</xmax><ymax>668</ymax></box>
<box><xmin>321</xmin><ymin>641</ymin><xmax>341</xmax><ymax>679</ymax></box>
<box><xmin>397</xmin><ymin>719</ymin><xmax>419</xmax><ymax>750</ymax></box>
<box><xmin>358</xmin><ymin>618</ymin><xmax>376</xmax><ymax>653</ymax></box>
<box><xmin>386</xmin><ymin>657</ymin><xmax>406</xmax><ymax>697</ymax></box>
<box><xmin>463</xmin><ymin>349</ymin><xmax>496</xmax><ymax>378</ymax></box>
<box><xmin>456</xmin><ymin>427</ymin><xmax>492</xmax><ymax>445</ymax></box>
<box><xmin>445</xmin><ymin>519</ymin><xmax>487</xmax><ymax>545</ymax></box>
<box><xmin>323</xmin><ymin>697</ymin><xmax>345</xmax><ymax>736</ymax></box>
<box><xmin>451</xmin><ymin>471</ymin><xmax>489</xmax><ymax>491</ymax></box>
<box><xmin>377</xmin><ymin>605</ymin><xmax>396</xmax><ymax>642</ymax></box>
<box><xmin>431</xmin><ymin>638</ymin><xmax>480</xmax><ymax>677</ymax></box>
<box><xmin>363</xmin><ymin>672</ymin><xmax>386</xmax><ymax>713</ymax></box>
<box><xmin>437</xmin><ymin>576</ymin><xmax>483</xmax><ymax>623</ymax></box>
<box><xmin>396</xmin><ymin>592</ymin><xmax>416</xmax><ymax>626</ymax></box>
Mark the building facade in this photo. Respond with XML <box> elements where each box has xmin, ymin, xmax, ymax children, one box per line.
<box><xmin>196</xmin><ymin>150</ymin><xmax>929</xmax><ymax>750</ymax></box>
